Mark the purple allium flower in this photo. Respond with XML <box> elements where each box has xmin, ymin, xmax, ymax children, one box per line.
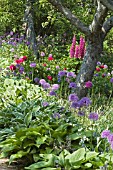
<box><xmin>58</xmin><ymin>71</ymin><xmax>66</xmax><ymax>77</ymax></box>
<box><xmin>69</xmin><ymin>82</ymin><xmax>77</xmax><ymax>88</ymax></box>
<box><xmin>12</xmin><ymin>42</ymin><xmax>17</xmax><ymax>46</ymax></box>
<box><xmin>79</xmin><ymin>97</ymin><xmax>91</xmax><ymax>107</ymax></box>
<box><xmin>78</xmin><ymin>111</ymin><xmax>85</xmax><ymax>116</ymax></box>
<box><xmin>53</xmin><ymin>113</ymin><xmax>60</xmax><ymax>119</ymax></box>
<box><xmin>89</xmin><ymin>112</ymin><xmax>99</xmax><ymax>121</ymax></box>
<box><xmin>28</xmin><ymin>71</ymin><xmax>32</xmax><ymax>75</ymax></box>
<box><xmin>71</xmin><ymin>102</ymin><xmax>80</xmax><ymax>109</ymax></box>
<box><xmin>16</xmin><ymin>64</ymin><xmax>20</xmax><ymax>68</ymax></box>
<box><xmin>107</xmin><ymin>134</ymin><xmax>113</xmax><ymax>143</ymax></box>
<box><xmin>10</xmin><ymin>31</ymin><xmax>14</xmax><ymax>36</ymax></box>
<box><xmin>97</xmin><ymin>61</ymin><xmax>101</xmax><ymax>66</ymax></box>
<box><xmin>51</xmin><ymin>84</ymin><xmax>59</xmax><ymax>91</ymax></box>
<box><xmin>94</xmin><ymin>74</ymin><xmax>99</xmax><ymax>77</ymax></box>
<box><xmin>110</xmin><ymin>78</ymin><xmax>113</xmax><ymax>83</ymax></box>
<box><xmin>19</xmin><ymin>66</ymin><xmax>24</xmax><ymax>71</ymax></box>
<box><xmin>69</xmin><ymin>94</ymin><xmax>79</xmax><ymax>102</ymax></box>
<box><xmin>39</xmin><ymin>79</ymin><xmax>46</xmax><ymax>85</ymax></box>
<box><xmin>49</xmin><ymin>91</ymin><xmax>56</xmax><ymax>96</ymax></box>
<box><xmin>85</xmin><ymin>81</ymin><xmax>93</xmax><ymax>88</ymax></box>
<box><xmin>26</xmin><ymin>41</ymin><xmax>30</xmax><ymax>45</ymax></box>
<box><xmin>30</xmin><ymin>62</ymin><xmax>36</xmax><ymax>68</ymax></box>
<box><xmin>67</xmin><ymin>72</ymin><xmax>75</xmax><ymax>77</ymax></box>
<box><xmin>42</xmin><ymin>83</ymin><xmax>50</xmax><ymax>89</ymax></box>
<box><xmin>40</xmin><ymin>51</ymin><xmax>45</xmax><ymax>56</ymax></box>
<box><xmin>101</xmin><ymin>130</ymin><xmax>111</xmax><ymax>138</ymax></box>
<box><xmin>34</xmin><ymin>77</ymin><xmax>39</xmax><ymax>83</ymax></box>
<box><xmin>42</xmin><ymin>101</ymin><xmax>49</xmax><ymax>107</ymax></box>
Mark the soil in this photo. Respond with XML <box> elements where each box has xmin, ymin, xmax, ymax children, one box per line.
<box><xmin>0</xmin><ymin>158</ymin><xmax>25</xmax><ymax>170</ymax></box>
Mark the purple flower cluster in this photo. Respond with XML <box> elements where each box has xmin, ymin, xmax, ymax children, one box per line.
<box><xmin>110</xmin><ymin>78</ymin><xmax>113</xmax><ymax>83</ymax></box>
<box><xmin>88</xmin><ymin>112</ymin><xmax>99</xmax><ymax>121</ymax></box>
<box><xmin>39</xmin><ymin>79</ymin><xmax>59</xmax><ymax>96</ymax></box>
<box><xmin>69</xmin><ymin>94</ymin><xmax>91</xmax><ymax>110</ymax></box>
<box><xmin>30</xmin><ymin>62</ymin><xmax>36</xmax><ymax>68</ymax></box>
<box><xmin>101</xmin><ymin>130</ymin><xmax>113</xmax><ymax>150</ymax></box>
<box><xmin>69</xmin><ymin>82</ymin><xmax>77</xmax><ymax>88</ymax></box>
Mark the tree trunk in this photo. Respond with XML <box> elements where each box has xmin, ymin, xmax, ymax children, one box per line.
<box><xmin>24</xmin><ymin>0</ymin><xmax>38</xmax><ymax>57</ymax></box>
<box><xmin>75</xmin><ymin>33</ymin><xmax>103</xmax><ymax>98</ymax></box>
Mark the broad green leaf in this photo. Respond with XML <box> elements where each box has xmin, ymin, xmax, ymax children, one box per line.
<box><xmin>9</xmin><ymin>150</ymin><xmax>28</xmax><ymax>164</ymax></box>
<box><xmin>36</xmin><ymin>135</ymin><xmax>48</xmax><ymax>147</ymax></box>
<box><xmin>24</xmin><ymin>112</ymin><xmax>32</xmax><ymax>126</ymax></box>
<box><xmin>86</xmin><ymin>151</ymin><xmax>98</xmax><ymax>161</ymax></box>
<box><xmin>65</xmin><ymin>148</ymin><xmax>85</xmax><ymax>164</ymax></box>
<box><xmin>84</xmin><ymin>163</ymin><xmax>92</xmax><ymax>168</ymax></box>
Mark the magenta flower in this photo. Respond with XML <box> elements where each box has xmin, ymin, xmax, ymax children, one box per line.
<box><xmin>74</xmin><ymin>45</ymin><xmax>79</xmax><ymax>58</ymax></box>
<box><xmin>70</xmin><ymin>35</ymin><xmax>76</xmax><ymax>58</ymax></box>
<box><xmin>85</xmin><ymin>81</ymin><xmax>93</xmax><ymax>88</ymax></box>
<box><xmin>79</xmin><ymin>36</ymin><xmax>85</xmax><ymax>58</ymax></box>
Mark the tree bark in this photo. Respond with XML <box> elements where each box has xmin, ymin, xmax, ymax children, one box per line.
<box><xmin>24</xmin><ymin>0</ymin><xmax>38</xmax><ymax>57</ymax></box>
<box><xmin>100</xmin><ymin>0</ymin><xmax>113</xmax><ymax>11</ymax></box>
<box><xmin>75</xmin><ymin>34</ymin><xmax>103</xmax><ymax>98</ymax></box>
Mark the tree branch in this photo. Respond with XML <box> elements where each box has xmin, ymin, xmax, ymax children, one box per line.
<box><xmin>101</xmin><ymin>16</ymin><xmax>113</xmax><ymax>39</ymax></box>
<box><xmin>100</xmin><ymin>0</ymin><xmax>113</xmax><ymax>11</ymax></box>
<box><xmin>47</xmin><ymin>0</ymin><xmax>90</xmax><ymax>35</ymax></box>
<box><xmin>90</xmin><ymin>1</ymin><xmax>108</xmax><ymax>33</ymax></box>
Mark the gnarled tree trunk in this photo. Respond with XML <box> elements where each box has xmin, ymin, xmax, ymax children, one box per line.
<box><xmin>75</xmin><ymin>34</ymin><xmax>103</xmax><ymax>98</ymax></box>
<box><xmin>24</xmin><ymin>0</ymin><xmax>38</xmax><ymax>57</ymax></box>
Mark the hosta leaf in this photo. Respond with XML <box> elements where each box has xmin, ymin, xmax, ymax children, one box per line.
<box><xmin>36</xmin><ymin>135</ymin><xmax>48</xmax><ymax>147</ymax></box>
<box><xmin>84</xmin><ymin>163</ymin><xmax>92</xmax><ymax>168</ymax></box>
<box><xmin>65</xmin><ymin>148</ymin><xmax>85</xmax><ymax>164</ymax></box>
<box><xmin>86</xmin><ymin>151</ymin><xmax>98</xmax><ymax>161</ymax></box>
<box><xmin>9</xmin><ymin>150</ymin><xmax>28</xmax><ymax>164</ymax></box>
<box><xmin>24</xmin><ymin>112</ymin><xmax>32</xmax><ymax>126</ymax></box>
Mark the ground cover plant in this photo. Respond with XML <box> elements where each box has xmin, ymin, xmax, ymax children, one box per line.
<box><xmin>0</xmin><ymin>30</ymin><xmax>113</xmax><ymax>170</ymax></box>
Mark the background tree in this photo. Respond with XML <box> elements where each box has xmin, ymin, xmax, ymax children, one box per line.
<box><xmin>47</xmin><ymin>0</ymin><xmax>113</xmax><ymax>98</ymax></box>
